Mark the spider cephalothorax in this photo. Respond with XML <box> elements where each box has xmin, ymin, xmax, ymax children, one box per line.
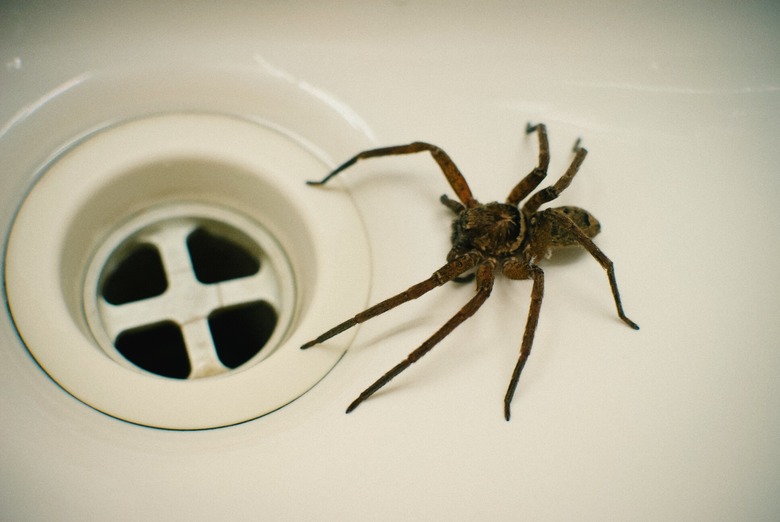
<box><xmin>449</xmin><ymin>200</ymin><xmax>526</xmax><ymax>257</ymax></box>
<box><xmin>302</xmin><ymin>123</ymin><xmax>639</xmax><ymax>420</ymax></box>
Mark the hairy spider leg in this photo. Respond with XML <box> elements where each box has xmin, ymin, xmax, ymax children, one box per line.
<box><xmin>523</xmin><ymin>146</ymin><xmax>588</xmax><ymax>214</ymax></box>
<box><xmin>501</xmin><ymin>260</ymin><xmax>545</xmax><ymax>421</ymax></box>
<box><xmin>346</xmin><ymin>260</ymin><xmax>496</xmax><ymax>414</ymax></box>
<box><xmin>541</xmin><ymin>209</ymin><xmax>640</xmax><ymax>330</ymax></box>
<box><xmin>506</xmin><ymin>123</ymin><xmax>551</xmax><ymax>206</ymax></box>
<box><xmin>300</xmin><ymin>252</ymin><xmax>483</xmax><ymax>349</ymax></box>
<box><xmin>307</xmin><ymin>142</ymin><xmax>478</xmax><ymax>208</ymax></box>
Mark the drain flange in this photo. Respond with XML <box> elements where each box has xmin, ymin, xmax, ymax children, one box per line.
<box><xmin>5</xmin><ymin>113</ymin><xmax>370</xmax><ymax>429</ymax></box>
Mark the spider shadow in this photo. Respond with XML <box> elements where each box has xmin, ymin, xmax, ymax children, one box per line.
<box><xmin>538</xmin><ymin>246</ymin><xmax>589</xmax><ymax>267</ymax></box>
<box><xmin>537</xmin><ymin>245</ymin><xmax>635</xmax><ymax>329</ymax></box>
<box><xmin>353</xmin><ymin>314</ymin><xmax>434</xmax><ymax>353</ymax></box>
<box><xmin>346</xmin><ymin>286</ymin><xmax>474</xmax><ymax>398</ymax></box>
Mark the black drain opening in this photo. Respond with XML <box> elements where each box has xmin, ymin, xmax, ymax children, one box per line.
<box><xmin>209</xmin><ymin>301</ymin><xmax>278</xmax><ymax>368</ymax></box>
<box><xmin>187</xmin><ymin>226</ymin><xmax>260</xmax><ymax>284</ymax></box>
<box><xmin>102</xmin><ymin>243</ymin><xmax>167</xmax><ymax>305</ymax></box>
<box><xmin>115</xmin><ymin>321</ymin><xmax>190</xmax><ymax>379</ymax></box>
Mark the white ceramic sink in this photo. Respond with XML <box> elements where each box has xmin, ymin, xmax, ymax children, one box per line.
<box><xmin>2</xmin><ymin>2</ymin><xmax>779</xmax><ymax>520</ymax></box>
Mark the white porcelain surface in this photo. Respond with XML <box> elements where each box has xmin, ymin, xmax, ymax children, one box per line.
<box><xmin>1</xmin><ymin>2</ymin><xmax>779</xmax><ymax>520</ymax></box>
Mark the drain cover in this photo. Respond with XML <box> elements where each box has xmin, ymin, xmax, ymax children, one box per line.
<box><xmin>84</xmin><ymin>203</ymin><xmax>295</xmax><ymax>379</ymax></box>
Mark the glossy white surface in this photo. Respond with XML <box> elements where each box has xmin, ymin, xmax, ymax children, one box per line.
<box><xmin>2</xmin><ymin>1</ymin><xmax>779</xmax><ymax>520</ymax></box>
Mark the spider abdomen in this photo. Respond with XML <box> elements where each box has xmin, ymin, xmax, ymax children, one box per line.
<box><xmin>451</xmin><ymin>202</ymin><xmax>527</xmax><ymax>256</ymax></box>
<box><xmin>547</xmin><ymin>206</ymin><xmax>601</xmax><ymax>246</ymax></box>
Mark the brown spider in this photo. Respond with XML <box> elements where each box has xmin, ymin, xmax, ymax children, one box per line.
<box><xmin>301</xmin><ymin>123</ymin><xmax>639</xmax><ymax>420</ymax></box>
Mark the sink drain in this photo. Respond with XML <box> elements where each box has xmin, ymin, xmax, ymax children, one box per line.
<box><xmin>4</xmin><ymin>113</ymin><xmax>370</xmax><ymax>429</ymax></box>
<box><xmin>84</xmin><ymin>203</ymin><xmax>295</xmax><ymax>379</ymax></box>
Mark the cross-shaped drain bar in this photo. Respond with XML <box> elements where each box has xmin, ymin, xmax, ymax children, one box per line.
<box><xmin>87</xmin><ymin>205</ymin><xmax>294</xmax><ymax>379</ymax></box>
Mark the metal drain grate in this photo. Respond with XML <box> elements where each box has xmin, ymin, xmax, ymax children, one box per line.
<box><xmin>85</xmin><ymin>204</ymin><xmax>294</xmax><ymax>379</ymax></box>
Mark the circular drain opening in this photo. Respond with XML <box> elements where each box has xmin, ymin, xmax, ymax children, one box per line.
<box><xmin>5</xmin><ymin>113</ymin><xmax>370</xmax><ymax>429</ymax></box>
<box><xmin>84</xmin><ymin>203</ymin><xmax>295</xmax><ymax>380</ymax></box>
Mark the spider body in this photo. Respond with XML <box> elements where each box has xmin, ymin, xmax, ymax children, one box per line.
<box><xmin>302</xmin><ymin>123</ymin><xmax>638</xmax><ymax>420</ymax></box>
<box><xmin>445</xmin><ymin>199</ymin><xmax>601</xmax><ymax>266</ymax></box>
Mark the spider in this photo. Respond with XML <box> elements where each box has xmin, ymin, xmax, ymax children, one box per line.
<box><xmin>301</xmin><ymin>123</ymin><xmax>639</xmax><ymax>420</ymax></box>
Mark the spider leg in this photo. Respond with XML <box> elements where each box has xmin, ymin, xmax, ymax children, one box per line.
<box><xmin>346</xmin><ymin>260</ymin><xmax>496</xmax><ymax>414</ymax></box>
<box><xmin>308</xmin><ymin>142</ymin><xmax>477</xmax><ymax>208</ymax></box>
<box><xmin>523</xmin><ymin>144</ymin><xmax>588</xmax><ymax>214</ymax></box>
<box><xmin>300</xmin><ymin>252</ymin><xmax>483</xmax><ymax>349</ymax></box>
<box><xmin>503</xmin><ymin>262</ymin><xmax>545</xmax><ymax>421</ymax></box>
<box><xmin>542</xmin><ymin>209</ymin><xmax>640</xmax><ymax>330</ymax></box>
<box><xmin>506</xmin><ymin>123</ymin><xmax>551</xmax><ymax>206</ymax></box>
<box><xmin>440</xmin><ymin>194</ymin><xmax>465</xmax><ymax>214</ymax></box>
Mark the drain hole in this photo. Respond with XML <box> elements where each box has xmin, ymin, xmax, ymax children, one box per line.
<box><xmin>115</xmin><ymin>321</ymin><xmax>190</xmax><ymax>379</ymax></box>
<box><xmin>102</xmin><ymin>244</ymin><xmax>167</xmax><ymax>305</ymax></box>
<box><xmin>187</xmin><ymin>226</ymin><xmax>260</xmax><ymax>284</ymax></box>
<box><xmin>209</xmin><ymin>301</ymin><xmax>278</xmax><ymax>369</ymax></box>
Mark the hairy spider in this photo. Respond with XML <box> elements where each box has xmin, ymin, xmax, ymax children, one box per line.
<box><xmin>301</xmin><ymin>123</ymin><xmax>639</xmax><ymax>420</ymax></box>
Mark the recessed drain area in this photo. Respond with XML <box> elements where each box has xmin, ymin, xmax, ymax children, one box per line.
<box><xmin>4</xmin><ymin>113</ymin><xmax>371</xmax><ymax>429</ymax></box>
<box><xmin>84</xmin><ymin>203</ymin><xmax>293</xmax><ymax>380</ymax></box>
